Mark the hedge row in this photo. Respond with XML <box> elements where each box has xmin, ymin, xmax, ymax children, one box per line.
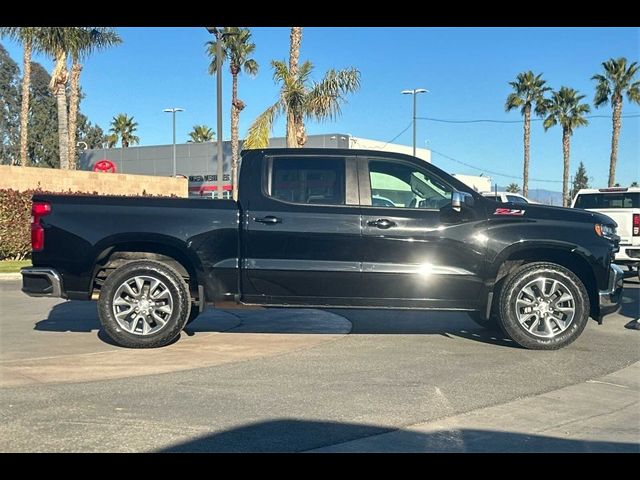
<box><xmin>0</xmin><ymin>189</ymin><xmax>175</xmax><ymax>261</ymax></box>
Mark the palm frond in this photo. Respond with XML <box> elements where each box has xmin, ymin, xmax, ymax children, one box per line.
<box><xmin>244</xmin><ymin>101</ymin><xmax>282</xmax><ymax>149</ymax></box>
<box><xmin>243</xmin><ymin>58</ymin><xmax>258</xmax><ymax>77</ymax></box>
<box><xmin>505</xmin><ymin>70</ymin><xmax>550</xmax><ymax>117</ymax></box>
<box><xmin>305</xmin><ymin>67</ymin><xmax>361</xmax><ymax>121</ymax></box>
<box><xmin>505</xmin><ymin>92</ymin><xmax>523</xmax><ymax>112</ymax></box>
<box><xmin>627</xmin><ymin>81</ymin><xmax>640</xmax><ymax>104</ymax></box>
<box><xmin>272</xmin><ymin>60</ymin><xmax>289</xmax><ymax>83</ymax></box>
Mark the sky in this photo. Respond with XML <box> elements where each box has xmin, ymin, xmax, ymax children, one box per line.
<box><xmin>3</xmin><ymin>27</ymin><xmax>639</xmax><ymax>190</ymax></box>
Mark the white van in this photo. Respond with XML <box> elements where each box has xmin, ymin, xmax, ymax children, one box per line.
<box><xmin>572</xmin><ymin>187</ymin><xmax>640</xmax><ymax>278</ymax></box>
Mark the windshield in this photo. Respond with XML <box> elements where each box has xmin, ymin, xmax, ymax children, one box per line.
<box><xmin>574</xmin><ymin>192</ymin><xmax>640</xmax><ymax>209</ymax></box>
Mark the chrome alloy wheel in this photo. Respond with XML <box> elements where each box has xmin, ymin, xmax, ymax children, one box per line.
<box><xmin>515</xmin><ymin>276</ymin><xmax>575</xmax><ymax>338</ymax></box>
<box><xmin>112</xmin><ymin>275</ymin><xmax>174</xmax><ymax>335</ymax></box>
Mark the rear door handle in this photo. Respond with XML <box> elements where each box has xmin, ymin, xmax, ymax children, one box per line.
<box><xmin>366</xmin><ymin>218</ymin><xmax>396</xmax><ymax>229</ymax></box>
<box><xmin>254</xmin><ymin>215</ymin><xmax>282</xmax><ymax>224</ymax></box>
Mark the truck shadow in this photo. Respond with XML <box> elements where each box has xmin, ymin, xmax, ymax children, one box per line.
<box><xmin>620</xmin><ymin>278</ymin><xmax>640</xmax><ymax>321</ymax></box>
<box><xmin>35</xmin><ymin>283</ymin><xmax>639</xmax><ymax>349</ymax></box>
<box><xmin>156</xmin><ymin>418</ymin><xmax>639</xmax><ymax>453</ymax></box>
<box><xmin>33</xmin><ymin>302</ymin><xmax>517</xmax><ymax>348</ymax></box>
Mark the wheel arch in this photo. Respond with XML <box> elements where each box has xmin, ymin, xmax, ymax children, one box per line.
<box><xmin>490</xmin><ymin>244</ymin><xmax>599</xmax><ymax>320</ymax></box>
<box><xmin>91</xmin><ymin>236</ymin><xmax>206</xmax><ymax>301</ymax></box>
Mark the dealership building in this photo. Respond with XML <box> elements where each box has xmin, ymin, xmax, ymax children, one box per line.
<box><xmin>79</xmin><ymin>133</ymin><xmax>432</xmax><ymax>198</ymax></box>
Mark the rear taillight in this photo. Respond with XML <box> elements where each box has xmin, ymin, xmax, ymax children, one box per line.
<box><xmin>633</xmin><ymin>213</ymin><xmax>640</xmax><ymax>236</ymax></box>
<box><xmin>31</xmin><ymin>201</ymin><xmax>51</xmax><ymax>251</ymax></box>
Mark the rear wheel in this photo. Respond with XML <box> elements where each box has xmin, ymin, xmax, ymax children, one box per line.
<box><xmin>497</xmin><ymin>262</ymin><xmax>590</xmax><ymax>350</ymax></box>
<box><xmin>98</xmin><ymin>260</ymin><xmax>191</xmax><ymax>348</ymax></box>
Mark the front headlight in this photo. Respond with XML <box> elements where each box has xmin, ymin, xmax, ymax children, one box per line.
<box><xmin>595</xmin><ymin>223</ymin><xmax>616</xmax><ymax>239</ymax></box>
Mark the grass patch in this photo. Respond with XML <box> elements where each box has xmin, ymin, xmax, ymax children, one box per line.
<box><xmin>0</xmin><ymin>260</ymin><xmax>31</xmax><ymax>274</ymax></box>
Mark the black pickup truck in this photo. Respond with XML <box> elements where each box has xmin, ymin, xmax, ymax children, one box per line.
<box><xmin>22</xmin><ymin>148</ymin><xmax>624</xmax><ymax>350</ymax></box>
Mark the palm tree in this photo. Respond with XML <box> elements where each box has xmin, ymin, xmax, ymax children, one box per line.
<box><xmin>592</xmin><ymin>57</ymin><xmax>640</xmax><ymax>187</ymax></box>
<box><xmin>109</xmin><ymin>114</ymin><xmax>139</xmax><ymax>148</ymax></box>
<box><xmin>37</xmin><ymin>27</ymin><xmax>81</xmax><ymax>169</ymax></box>
<box><xmin>0</xmin><ymin>27</ymin><xmax>39</xmax><ymax>167</ymax></box>
<box><xmin>543</xmin><ymin>87</ymin><xmax>591</xmax><ymax>207</ymax></box>
<box><xmin>67</xmin><ymin>27</ymin><xmax>121</xmax><ymax>169</ymax></box>
<box><xmin>188</xmin><ymin>125</ymin><xmax>215</xmax><ymax>143</ymax></box>
<box><xmin>206</xmin><ymin>27</ymin><xmax>258</xmax><ymax>200</ymax></box>
<box><xmin>505</xmin><ymin>71</ymin><xmax>550</xmax><ymax>198</ymax></box>
<box><xmin>288</xmin><ymin>27</ymin><xmax>302</xmax><ymax>145</ymax></box>
<box><xmin>506</xmin><ymin>183</ymin><xmax>520</xmax><ymax>193</ymax></box>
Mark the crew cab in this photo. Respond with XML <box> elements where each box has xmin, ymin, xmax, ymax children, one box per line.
<box><xmin>22</xmin><ymin>148</ymin><xmax>624</xmax><ymax>350</ymax></box>
<box><xmin>572</xmin><ymin>187</ymin><xmax>640</xmax><ymax>279</ymax></box>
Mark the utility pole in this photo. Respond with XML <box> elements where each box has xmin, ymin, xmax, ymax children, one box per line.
<box><xmin>163</xmin><ymin>108</ymin><xmax>184</xmax><ymax>177</ymax></box>
<box><xmin>401</xmin><ymin>88</ymin><xmax>428</xmax><ymax>157</ymax></box>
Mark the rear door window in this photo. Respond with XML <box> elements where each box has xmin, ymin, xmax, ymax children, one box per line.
<box><xmin>269</xmin><ymin>157</ymin><xmax>345</xmax><ymax>205</ymax></box>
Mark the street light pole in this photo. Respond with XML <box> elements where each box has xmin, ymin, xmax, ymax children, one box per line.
<box><xmin>401</xmin><ymin>88</ymin><xmax>428</xmax><ymax>157</ymax></box>
<box><xmin>163</xmin><ymin>107</ymin><xmax>184</xmax><ymax>176</ymax></box>
<box><xmin>206</xmin><ymin>27</ymin><xmax>226</xmax><ymax>199</ymax></box>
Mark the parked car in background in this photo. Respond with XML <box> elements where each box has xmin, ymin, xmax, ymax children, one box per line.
<box><xmin>481</xmin><ymin>191</ymin><xmax>536</xmax><ymax>204</ymax></box>
<box><xmin>572</xmin><ymin>187</ymin><xmax>640</xmax><ymax>279</ymax></box>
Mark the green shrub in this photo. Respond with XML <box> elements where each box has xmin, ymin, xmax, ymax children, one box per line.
<box><xmin>0</xmin><ymin>189</ymin><xmax>176</xmax><ymax>261</ymax></box>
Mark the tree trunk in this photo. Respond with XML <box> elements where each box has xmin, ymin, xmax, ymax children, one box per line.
<box><xmin>295</xmin><ymin>116</ymin><xmax>307</xmax><ymax>147</ymax></box>
<box><xmin>286</xmin><ymin>110</ymin><xmax>297</xmax><ymax>148</ymax></box>
<box><xmin>52</xmin><ymin>51</ymin><xmax>69</xmax><ymax>170</ymax></box>
<box><xmin>522</xmin><ymin>105</ymin><xmax>530</xmax><ymax>198</ymax></box>
<box><xmin>19</xmin><ymin>40</ymin><xmax>31</xmax><ymax>167</ymax></box>
<box><xmin>231</xmin><ymin>72</ymin><xmax>239</xmax><ymax>201</ymax></box>
<box><xmin>287</xmin><ymin>27</ymin><xmax>302</xmax><ymax>148</ymax></box>
<box><xmin>562</xmin><ymin>128</ymin><xmax>571</xmax><ymax>207</ymax></box>
<box><xmin>68</xmin><ymin>59</ymin><xmax>82</xmax><ymax>170</ymax></box>
<box><xmin>608</xmin><ymin>95</ymin><xmax>622</xmax><ymax>187</ymax></box>
<box><xmin>289</xmin><ymin>27</ymin><xmax>301</xmax><ymax>75</ymax></box>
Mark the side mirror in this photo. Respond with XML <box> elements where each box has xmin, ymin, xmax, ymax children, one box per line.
<box><xmin>451</xmin><ymin>191</ymin><xmax>474</xmax><ymax>212</ymax></box>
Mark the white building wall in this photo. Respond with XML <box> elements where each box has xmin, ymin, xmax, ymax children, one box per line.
<box><xmin>349</xmin><ymin>137</ymin><xmax>431</xmax><ymax>163</ymax></box>
<box><xmin>452</xmin><ymin>174</ymin><xmax>492</xmax><ymax>192</ymax></box>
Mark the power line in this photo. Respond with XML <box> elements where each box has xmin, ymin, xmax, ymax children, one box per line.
<box><xmin>430</xmin><ymin>147</ymin><xmax>563</xmax><ymax>183</ymax></box>
<box><xmin>416</xmin><ymin>113</ymin><xmax>640</xmax><ymax>124</ymax></box>
<box><xmin>384</xmin><ymin>121</ymin><xmax>413</xmax><ymax>146</ymax></box>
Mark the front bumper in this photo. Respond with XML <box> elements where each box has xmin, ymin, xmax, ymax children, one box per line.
<box><xmin>614</xmin><ymin>246</ymin><xmax>640</xmax><ymax>264</ymax></box>
<box><xmin>21</xmin><ymin>267</ymin><xmax>65</xmax><ymax>298</ymax></box>
<box><xmin>598</xmin><ymin>264</ymin><xmax>624</xmax><ymax>318</ymax></box>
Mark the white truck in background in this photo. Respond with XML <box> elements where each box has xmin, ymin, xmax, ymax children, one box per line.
<box><xmin>572</xmin><ymin>187</ymin><xmax>640</xmax><ymax>280</ymax></box>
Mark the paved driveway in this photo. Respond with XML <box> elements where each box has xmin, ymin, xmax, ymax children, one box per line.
<box><xmin>0</xmin><ymin>278</ymin><xmax>638</xmax><ymax>452</ymax></box>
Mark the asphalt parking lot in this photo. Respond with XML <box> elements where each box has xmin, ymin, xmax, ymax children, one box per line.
<box><xmin>0</xmin><ymin>277</ymin><xmax>638</xmax><ymax>452</ymax></box>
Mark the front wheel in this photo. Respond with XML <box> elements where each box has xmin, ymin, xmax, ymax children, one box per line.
<box><xmin>98</xmin><ymin>260</ymin><xmax>192</xmax><ymax>348</ymax></box>
<box><xmin>498</xmin><ymin>262</ymin><xmax>590</xmax><ymax>350</ymax></box>
<box><xmin>467</xmin><ymin>311</ymin><xmax>500</xmax><ymax>330</ymax></box>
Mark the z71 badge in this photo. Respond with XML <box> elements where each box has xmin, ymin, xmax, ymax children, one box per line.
<box><xmin>494</xmin><ymin>208</ymin><xmax>525</xmax><ymax>216</ymax></box>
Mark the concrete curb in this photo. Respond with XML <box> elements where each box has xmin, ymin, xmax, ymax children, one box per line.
<box><xmin>309</xmin><ymin>361</ymin><xmax>640</xmax><ymax>453</ymax></box>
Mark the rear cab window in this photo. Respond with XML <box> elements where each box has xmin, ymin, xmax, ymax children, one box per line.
<box><xmin>574</xmin><ymin>192</ymin><xmax>640</xmax><ymax>209</ymax></box>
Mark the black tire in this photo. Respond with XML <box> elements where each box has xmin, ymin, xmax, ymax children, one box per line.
<box><xmin>497</xmin><ymin>262</ymin><xmax>590</xmax><ymax>350</ymax></box>
<box><xmin>98</xmin><ymin>260</ymin><xmax>192</xmax><ymax>348</ymax></box>
<box><xmin>467</xmin><ymin>311</ymin><xmax>500</xmax><ymax>330</ymax></box>
<box><xmin>186</xmin><ymin>305</ymin><xmax>200</xmax><ymax>325</ymax></box>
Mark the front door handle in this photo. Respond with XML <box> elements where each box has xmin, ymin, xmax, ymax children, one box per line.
<box><xmin>366</xmin><ymin>218</ymin><xmax>397</xmax><ymax>229</ymax></box>
<box><xmin>254</xmin><ymin>215</ymin><xmax>282</xmax><ymax>224</ymax></box>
